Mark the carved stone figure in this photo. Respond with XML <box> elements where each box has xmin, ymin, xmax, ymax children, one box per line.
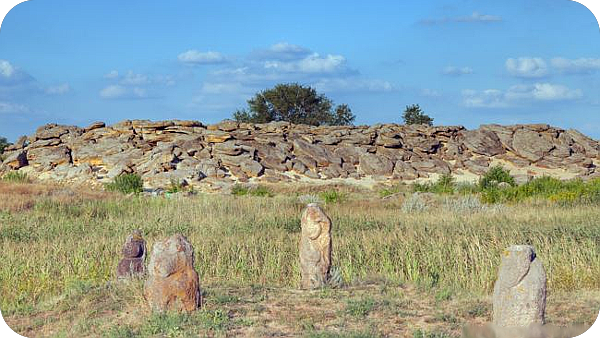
<box><xmin>299</xmin><ymin>203</ymin><xmax>332</xmax><ymax>289</ymax></box>
<box><xmin>116</xmin><ymin>229</ymin><xmax>146</xmax><ymax>279</ymax></box>
<box><xmin>493</xmin><ymin>245</ymin><xmax>547</xmax><ymax>327</ymax></box>
<box><xmin>144</xmin><ymin>234</ymin><xmax>201</xmax><ymax>312</ymax></box>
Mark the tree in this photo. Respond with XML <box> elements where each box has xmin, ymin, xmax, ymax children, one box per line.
<box><xmin>232</xmin><ymin>83</ymin><xmax>355</xmax><ymax>126</ymax></box>
<box><xmin>402</xmin><ymin>104</ymin><xmax>433</xmax><ymax>126</ymax></box>
<box><xmin>0</xmin><ymin>137</ymin><xmax>10</xmax><ymax>154</ymax></box>
<box><xmin>330</xmin><ymin>104</ymin><xmax>355</xmax><ymax>126</ymax></box>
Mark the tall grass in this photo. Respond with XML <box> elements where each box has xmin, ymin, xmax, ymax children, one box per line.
<box><xmin>1</xmin><ymin>192</ymin><xmax>599</xmax><ymax>314</ymax></box>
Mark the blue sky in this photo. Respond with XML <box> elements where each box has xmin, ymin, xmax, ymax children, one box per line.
<box><xmin>0</xmin><ymin>0</ymin><xmax>599</xmax><ymax>141</ymax></box>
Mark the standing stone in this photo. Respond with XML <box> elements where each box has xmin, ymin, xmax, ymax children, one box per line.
<box><xmin>299</xmin><ymin>203</ymin><xmax>332</xmax><ymax>289</ymax></box>
<box><xmin>144</xmin><ymin>234</ymin><xmax>201</xmax><ymax>312</ymax></box>
<box><xmin>116</xmin><ymin>229</ymin><xmax>147</xmax><ymax>279</ymax></box>
<box><xmin>493</xmin><ymin>245</ymin><xmax>546</xmax><ymax>327</ymax></box>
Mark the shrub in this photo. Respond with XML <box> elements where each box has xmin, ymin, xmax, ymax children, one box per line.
<box><xmin>105</xmin><ymin>174</ymin><xmax>143</xmax><ymax>194</ymax></box>
<box><xmin>166</xmin><ymin>179</ymin><xmax>185</xmax><ymax>194</ymax></box>
<box><xmin>402</xmin><ymin>193</ymin><xmax>429</xmax><ymax>212</ymax></box>
<box><xmin>319</xmin><ymin>190</ymin><xmax>346</xmax><ymax>203</ymax></box>
<box><xmin>2</xmin><ymin>171</ymin><xmax>29</xmax><ymax>183</ymax></box>
<box><xmin>412</xmin><ymin>174</ymin><xmax>456</xmax><ymax>194</ymax></box>
<box><xmin>231</xmin><ymin>184</ymin><xmax>249</xmax><ymax>196</ymax></box>
<box><xmin>479</xmin><ymin>165</ymin><xmax>515</xmax><ymax>190</ymax></box>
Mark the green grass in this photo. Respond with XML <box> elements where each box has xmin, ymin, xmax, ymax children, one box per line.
<box><xmin>231</xmin><ymin>184</ymin><xmax>273</xmax><ymax>197</ymax></box>
<box><xmin>2</xmin><ymin>171</ymin><xmax>29</xmax><ymax>183</ymax></box>
<box><xmin>319</xmin><ymin>190</ymin><xmax>347</xmax><ymax>203</ymax></box>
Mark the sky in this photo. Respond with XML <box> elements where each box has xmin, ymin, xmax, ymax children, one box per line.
<box><xmin>0</xmin><ymin>0</ymin><xmax>599</xmax><ymax>141</ymax></box>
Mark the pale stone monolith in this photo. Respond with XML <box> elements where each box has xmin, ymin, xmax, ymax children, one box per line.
<box><xmin>116</xmin><ymin>229</ymin><xmax>146</xmax><ymax>279</ymax></box>
<box><xmin>299</xmin><ymin>203</ymin><xmax>332</xmax><ymax>289</ymax></box>
<box><xmin>492</xmin><ymin>245</ymin><xmax>546</xmax><ymax>327</ymax></box>
<box><xmin>144</xmin><ymin>234</ymin><xmax>201</xmax><ymax>312</ymax></box>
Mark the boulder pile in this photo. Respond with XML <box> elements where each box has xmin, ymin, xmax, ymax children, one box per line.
<box><xmin>2</xmin><ymin>120</ymin><xmax>598</xmax><ymax>191</ymax></box>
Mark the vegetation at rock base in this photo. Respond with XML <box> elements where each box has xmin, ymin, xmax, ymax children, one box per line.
<box><xmin>105</xmin><ymin>173</ymin><xmax>144</xmax><ymax>194</ymax></box>
<box><xmin>232</xmin><ymin>83</ymin><xmax>356</xmax><ymax>126</ymax></box>
<box><xmin>402</xmin><ymin>104</ymin><xmax>433</xmax><ymax>126</ymax></box>
<box><xmin>478</xmin><ymin>165</ymin><xmax>516</xmax><ymax>190</ymax></box>
<box><xmin>2</xmin><ymin>171</ymin><xmax>29</xmax><ymax>183</ymax></box>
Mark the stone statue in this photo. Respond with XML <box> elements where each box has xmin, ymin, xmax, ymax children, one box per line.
<box><xmin>116</xmin><ymin>229</ymin><xmax>146</xmax><ymax>279</ymax></box>
<box><xmin>144</xmin><ymin>234</ymin><xmax>201</xmax><ymax>312</ymax></box>
<box><xmin>493</xmin><ymin>245</ymin><xmax>546</xmax><ymax>327</ymax></box>
<box><xmin>299</xmin><ymin>203</ymin><xmax>332</xmax><ymax>289</ymax></box>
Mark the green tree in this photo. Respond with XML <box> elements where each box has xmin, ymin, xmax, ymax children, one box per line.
<box><xmin>0</xmin><ymin>137</ymin><xmax>10</xmax><ymax>154</ymax></box>
<box><xmin>232</xmin><ymin>83</ymin><xmax>355</xmax><ymax>126</ymax></box>
<box><xmin>402</xmin><ymin>104</ymin><xmax>433</xmax><ymax>126</ymax></box>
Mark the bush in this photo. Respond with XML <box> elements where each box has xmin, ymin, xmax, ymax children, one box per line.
<box><xmin>2</xmin><ymin>171</ymin><xmax>29</xmax><ymax>183</ymax></box>
<box><xmin>412</xmin><ymin>174</ymin><xmax>456</xmax><ymax>194</ymax></box>
<box><xmin>480</xmin><ymin>176</ymin><xmax>600</xmax><ymax>204</ymax></box>
<box><xmin>319</xmin><ymin>190</ymin><xmax>346</xmax><ymax>203</ymax></box>
<box><xmin>166</xmin><ymin>179</ymin><xmax>185</xmax><ymax>194</ymax></box>
<box><xmin>105</xmin><ymin>174</ymin><xmax>143</xmax><ymax>194</ymax></box>
<box><xmin>479</xmin><ymin>165</ymin><xmax>515</xmax><ymax>190</ymax></box>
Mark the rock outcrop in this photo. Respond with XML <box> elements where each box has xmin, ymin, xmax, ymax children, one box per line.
<box><xmin>144</xmin><ymin>234</ymin><xmax>201</xmax><ymax>312</ymax></box>
<box><xmin>1</xmin><ymin>120</ymin><xmax>599</xmax><ymax>191</ymax></box>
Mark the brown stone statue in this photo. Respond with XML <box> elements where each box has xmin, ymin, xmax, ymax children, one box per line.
<box><xmin>299</xmin><ymin>203</ymin><xmax>332</xmax><ymax>289</ymax></box>
<box><xmin>116</xmin><ymin>229</ymin><xmax>146</xmax><ymax>279</ymax></box>
<box><xmin>144</xmin><ymin>233</ymin><xmax>201</xmax><ymax>312</ymax></box>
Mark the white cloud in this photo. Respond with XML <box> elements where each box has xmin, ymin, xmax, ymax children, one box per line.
<box><xmin>458</xmin><ymin>12</ymin><xmax>502</xmax><ymax>22</ymax></box>
<box><xmin>178</xmin><ymin>50</ymin><xmax>227</xmax><ymax>64</ymax></box>
<box><xmin>0</xmin><ymin>60</ymin><xmax>16</xmax><ymax>78</ymax></box>
<box><xmin>104</xmin><ymin>70</ymin><xmax>119</xmax><ymax>79</ymax></box>
<box><xmin>442</xmin><ymin>66</ymin><xmax>473</xmax><ymax>76</ymax></box>
<box><xmin>421</xmin><ymin>11</ymin><xmax>502</xmax><ymax>25</ymax></box>
<box><xmin>506</xmin><ymin>83</ymin><xmax>582</xmax><ymax>101</ymax></box>
<box><xmin>463</xmin><ymin>83</ymin><xmax>582</xmax><ymax>108</ymax></box>
<box><xmin>200</xmin><ymin>82</ymin><xmax>244</xmax><ymax>95</ymax></box>
<box><xmin>99</xmin><ymin>85</ymin><xmax>148</xmax><ymax>99</ymax></box>
<box><xmin>420</xmin><ymin>88</ymin><xmax>442</xmax><ymax>98</ymax></box>
<box><xmin>550</xmin><ymin>57</ymin><xmax>600</xmax><ymax>74</ymax></box>
<box><xmin>45</xmin><ymin>83</ymin><xmax>70</xmax><ymax>95</ymax></box>
<box><xmin>312</xmin><ymin>78</ymin><xmax>395</xmax><ymax>93</ymax></box>
<box><xmin>264</xmin><ymin>53</ymin><xmax>347</xmax><ymax>74</ymax></box>
<box><xmin>254</xmin><ymin>42</ymin><xmax>312</xmax><ymax>61</ymax></box>
<box><xmin>121</xmin><ymin>71</ymin><xmax>149</xmax><ymax>85</ymax></box>
<box><xmin>505</xmin><ymin>57</ymin><xmax>548</xmax><ymax>78</ymax></box>
<box><xmin>0</xmin><ymin>101</ymin><xmax>31</xmax><ymax>114</ymax></box>
<box><xmin>462</xmin><ymin>89</ymin><xmax>508</xmax><ymax>108</ymax></box>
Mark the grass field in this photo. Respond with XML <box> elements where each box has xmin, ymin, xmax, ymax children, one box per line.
<box><xmin>1</xmin><ymin>180</ymin><xmax>599</xmax><ymax>337</ymax></box>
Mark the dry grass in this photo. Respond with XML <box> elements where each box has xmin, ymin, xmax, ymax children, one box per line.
<box><xmin>0</xmin><ymin>182</ymin><xmax>599</xmax><ymax>337</ymax></box>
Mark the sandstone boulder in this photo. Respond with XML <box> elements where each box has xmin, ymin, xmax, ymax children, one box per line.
<box><xmin>358</xmin><ymin>153</ymin><xmax>394</xmax><ymax>176</ymax></box>
<box><xmin>460</xmin><ymin>129</ymin><xmax>505</xmax><ymax>156</ymax></box>
<box><xmin>512</xmin><ymin>129</ymin><xmax>554</xmax><ymax>162</ymax></box>
<box><xmin>144</xmin><ymin>234</ymin><xmax>201</xmax><ymax>312</ymax></box>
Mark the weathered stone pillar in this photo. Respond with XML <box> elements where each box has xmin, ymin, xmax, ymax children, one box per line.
<box><xmin>144</xmin><ymin>234</ymin><xmax>201</xmax><ymax>312</ymax></box>
<box><xmin>116</xmin><ymin>229</ymin><xmax>146</xmax><ymax>279</ymax></box>
<box><xmin>299</xmin><ymin>203</ymin><xmax>332</xmax><ymax>289</ymax></box>
<box><xmin>493</xmin><ymin>245</ymin><xmax>546</xmax><ymax>327</ymax></box>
